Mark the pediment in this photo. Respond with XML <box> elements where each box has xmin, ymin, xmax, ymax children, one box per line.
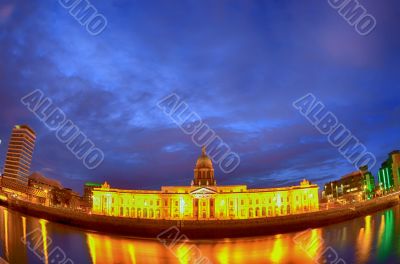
<box><xmin>190</xmin><ymin>187</ymin><xmax>217</xmax><ymax>195</ymax></box>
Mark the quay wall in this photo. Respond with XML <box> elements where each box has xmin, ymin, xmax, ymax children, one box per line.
<box><xmin>0</xmin><ymin>194</ymin><xmax>398</xmax><ymax>239</ymax></box>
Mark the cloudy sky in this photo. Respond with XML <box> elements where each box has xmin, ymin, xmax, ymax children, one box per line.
<box><xmin>0</xmin><ymin>0</ymin><xmax>399</xmax><ymax>194</ymax></box>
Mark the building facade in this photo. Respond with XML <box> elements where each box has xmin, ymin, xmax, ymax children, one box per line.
<box><xmin>92</xmin><ymin>147</ymin><xmax>319</xmax><ymax>220</ymax></box>
<box><xmin>1</xmin><ymin>125</ymin><xmax>36</xmax><ymax>196</ymax></box>
<box><xmin>28</xmin><ymin>172</ymin><xmax>64</xmax><ymax>205</ymax></box>
<box><xmin>378</xmin><ymin>151</ymin><xmax>400</xmax><ymax>193</ymax></box>
<box><xmin>322</xmin><ymin>166</ymin><xmax>375</xmax><ymax>202</ymax></box>
<box><xmin>83</xmin><ymin>182</ymin><xmax>102</xmax><ymax>211</ymax></box>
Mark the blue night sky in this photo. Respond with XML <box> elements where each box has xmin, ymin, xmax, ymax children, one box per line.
<box><xmin>1</xmin><ymin>0</ymin><xmax>400</xmax><ymax>194</ymax></box>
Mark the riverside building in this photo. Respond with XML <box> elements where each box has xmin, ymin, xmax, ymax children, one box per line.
<box><xmin>1</xmin><ymin>125</ymin><xmax>36</xmax><ymax>196</ymax></box>
<box><xmin>378</xmin><ymin>150</ymin><xmax>400</xmax><ymax>193</ymax></box>
<box><xmin>322</xmin><ymin>166</ymin><xmax>375</xmax><ymax>202</ymax></box>
<box><xmin>92</xmin><ymin>147</ymin><xmax>319</xmax><ymax>220</ymax></box>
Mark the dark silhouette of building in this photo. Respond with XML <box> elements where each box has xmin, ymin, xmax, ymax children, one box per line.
<box><xmin>83</xmin><ymin>182</ymin><xmax>102</xmax><ymax>211</ymax></box>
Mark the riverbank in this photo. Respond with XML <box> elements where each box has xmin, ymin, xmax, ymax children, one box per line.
<box><xmin>0</xmin><ymin>194</ymin><xmax>399</xmax><ymax>239</ymax></box>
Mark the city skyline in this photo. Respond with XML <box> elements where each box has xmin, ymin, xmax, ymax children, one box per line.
<box><xmin>1</xmin><ymin>1</ymin><xmax>400</xmax><ymax>263</ymax></box>
<box><xmin>1</xmin><ymin>1</ymin><xmax>400</xmax><ymax>194</ymax></box>
<box><xmin>0</xmin><ymin>122</ymin><xmax>399</xmax><ymax>198</ymax></box>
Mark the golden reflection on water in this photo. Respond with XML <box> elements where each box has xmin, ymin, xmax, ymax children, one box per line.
<box><xmin>40</xmin><ymin>219</ymin><xmax>49</xmax><ymax>264</ymax></box>
<box><xmin>22</xmin><ymin>216</ymin><xmax>27</xmax><ymax>243</ymax></box>
<box><xmin>1</xmin><ymin>205</ymin><xmax>399</xmax><ymax>264</ymax></box>
<box><xmin>127</xmin><ymin>244</ymin><xmax>137</xmax><ymax>264</ymax></box>
<box><xmin>270</xmin><ymin>234</ymin><xmax>284</xmax><ymax>263</ymax></box>
<box><xmin>85</xmin><ymin>229</ymin><xmax>325</xmax><ymax>264</ymax></box>
<box><xmin>377</xmin><ymin>214</ymin><xmax>385</xmax><ymax>247</ymax></box>
<box><xmin>3</xmin><ymin>209</ymin><xmax>9</xmax><ymax>260</ymax></box>
<box><xmin>356</xmin><ymin>215</ymin><xmax>373</xmax><ymax>264</ymax></box>
<box><xmin>87</xmin><ymin>233</ymin><xmax>167</xmax><ymax>264</ymax></box>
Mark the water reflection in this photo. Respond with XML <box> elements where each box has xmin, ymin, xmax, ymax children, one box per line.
<box><xmin>86</xmin><ymin>233</ymin><xmax>167</xmax><ymax>264</ymax></box>
<box><xmin>377</xmin><ymin>209</ymin><xmax>395</xmax><ymax>263</ymax></box>
<box><xmin>39</xmin><ymin>220</ymin><xmax>49</xmax><ymax>264</ymax></box>
<box><xmin>0</xmin><ymin>205</ymin><xmax>399</xmax><ymax>263</ymax></box>
<box><xmin>356</xmin><ymin>215</ymin><xmax>373</xmax><ymax>264</ymax></box>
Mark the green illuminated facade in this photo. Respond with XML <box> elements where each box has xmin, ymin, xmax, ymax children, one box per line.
<box><xmin>361</xmin><ymin>166</ymin><xmax>375</xmax><ymax>199</ymax></box>
<box><xmin>378</xmin><ymin>151</ymin><xmax>400</xmax><ymax>193</ymax></box>
<box><xmin>323</xmin><ymin>166</ymin><xmax>376</xmax><ymax>201</ymax></box>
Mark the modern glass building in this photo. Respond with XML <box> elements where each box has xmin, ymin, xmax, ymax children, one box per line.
<box><xmin>1</xmin><ymin>125</ymin><xmax>36</xmax><ymax>195</ymax></box>
<box><xmin>378</xmin><ymin>151</ymin><xmax>400</xmax><ymax>193</ymax></box>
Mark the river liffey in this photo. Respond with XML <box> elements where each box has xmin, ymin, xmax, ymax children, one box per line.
<box><xmin>0</xmin><ymin>205</ymin><xmax>399</xmax><ymax>264</ymax></box>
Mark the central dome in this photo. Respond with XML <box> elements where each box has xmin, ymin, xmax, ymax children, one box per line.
<box><xmin>195</xmin><ymin>146</ymin><xmax>213</xmax><ymax>169</ymax></box>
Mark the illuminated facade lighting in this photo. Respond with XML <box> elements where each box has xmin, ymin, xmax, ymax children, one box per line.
<box><xmin>92</xmin><ymin>147</ymin><xmax>319</xmax><ymax>220</ymax></box>
<box><xmin>378</xmin><ymin>151</ymin><xmax>400</xmax><ymax>193</ymax></box>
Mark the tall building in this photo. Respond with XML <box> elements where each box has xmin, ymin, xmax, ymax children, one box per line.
<box><xmin>378</xmin><ymin>151</ymin><xmax>400</xmax><ymax>193</ymax></box>
<box><xmin>1</xmin><ymin>125</ymin><xmax>36</xmax><ymax>195</ymax></box>
<box><xmin>92</xmin><ymin>147</ymin><xmax>319</xmax><ymax>220</ymax></box>
<box><xmin>322</xmin><ymin>166</ymin><xmax>375</xmax><ymax>202</ymax></box>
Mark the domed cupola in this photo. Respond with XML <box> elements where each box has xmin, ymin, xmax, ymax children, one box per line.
<box><xmin>193</xmin><ymin>146</ymin><xmax>216</xmax><ymax>186</ymax></box>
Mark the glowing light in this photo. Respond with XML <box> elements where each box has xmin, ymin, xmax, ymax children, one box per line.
<box><xmin>179</xmin><ymin>197</ymin><xmax>185</xmax><ymax>217</ymax></box>
<box><xmin>270</xmin><ymin>234</ymin><xmax>284</xmax><ymax>263</ymax></box>
<box><xmin>276</xmin><ymin>194</ymin><xmax>282</xmax><ymax>207</ymax></box>
<box><xmin>92</xmin><ymin>180</ymin><xmax>319</xmax><ymax>220</ymax></box>
<box><xmin>356</xmin><ymin>215</ymin><xmax>372</xmax><ymax>264</ymax></box>
<box><xmin>127</xmin><ymin>244</ymin><xmax>136</xmax><ymax>264</ymax></box>
<box><xmin>22</xmin><ymin>216</ymin><xmax>27</xmax><ymax>244</ymax></box>
<box><xmin>87</xmin><ymin>234</ymin><xmax>97</xmax><ymax>264</ymax></box>
<box><xmin>40</xmin><ymin>219</ymin><xmax>49</xmax><ymax>264</ymax></box>
<box><xmin>4</xmin><ymin>209</ymin><xmax>9</xmax><ymax>259</ymax></box>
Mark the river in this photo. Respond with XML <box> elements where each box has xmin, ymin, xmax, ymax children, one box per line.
<box><xmin>0</xmin><ymin>205</ymin><xmax>399</xmax><ymax>264</ymax></box>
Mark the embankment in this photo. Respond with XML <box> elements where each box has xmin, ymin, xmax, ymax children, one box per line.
<box><xmin>0</xmin><ymin>194</ymin><xmax>398</xmax><ymax>239</ymax></box>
